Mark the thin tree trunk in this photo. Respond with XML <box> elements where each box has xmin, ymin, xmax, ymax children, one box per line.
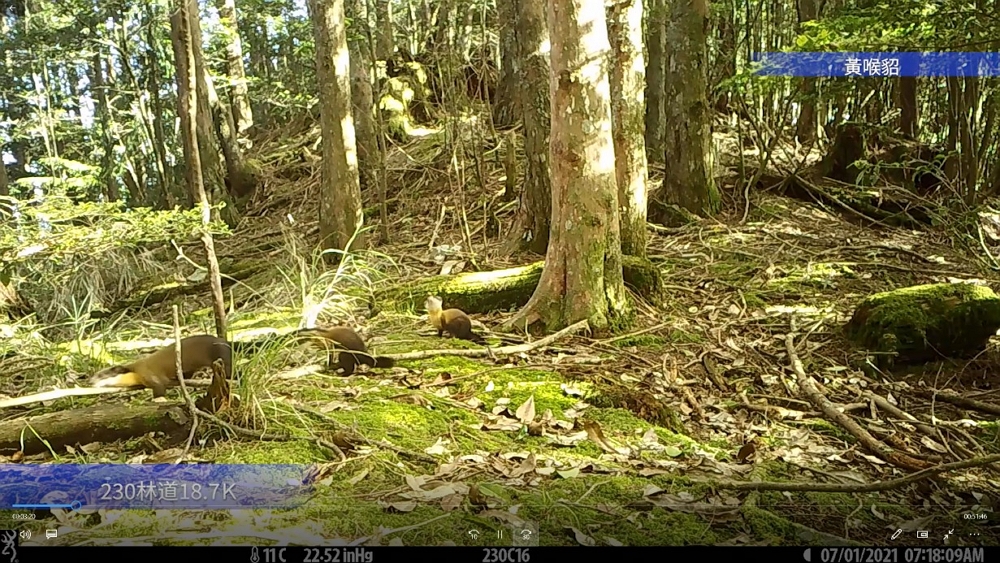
<box><xmin>506</xmin><ymin>0</ymin><xmax>551</xmax><ymax>255</ymax></box>
<box><xmin>90</xmin><ymin>51</ymin><xmax>120</xmax><ymax>202</ymax></box>
<box><xmin>375</xmin><ymin>0</ymin><xmax>395</xmax><ymax>61</ymax></box>
<box><xmin>309</xmin><ymin>0</ymin><xmax>367</xmax><ymax>256</ymax></box>
<box><xmin>652</xmin><ymin>0</ymin><xmax>719</xmax><ymax>220</ymax></box>
<box><xmin>216</xmin><ymin>0</ymin><xmax>254</xmax><ymax>134</ymax></box>
<box><xmin>794</xmin><ymin>0</ymin><xmax>819</xmax><ymax>143</ymax></box>
<box><xmin>491</xmin><ymin>0</ymin><xmax>519</xmax><ymax>128</ymax></box>
<box><xmin>347</xmin><ymin>0</ymin><xmax>378</xmax><ymax>194</ymax></box>
<box><xmin>643</xmin><ymin>0</ymin><xmax>667</xmax><ymax>161</ymax></box>
<box><xmin>176</xmin><ymin>0</ymin><xmax>227</xmax><ymax>338</ymax></box>
<box><xmin>607</xmin><ymin>0</ymin><xmax>649</xmax><ymax>257</ymax></box>
<box><xmin>146</xmin><ymin>3</ymin><xmax>175</xmax><ymax>207</ymax></box>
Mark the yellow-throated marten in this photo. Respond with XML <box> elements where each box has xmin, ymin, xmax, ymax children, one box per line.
<box><xmin>294</xmin><ymin>326</ymin><xmax>394</xmax><ymax>375</ymax></box>
<box><xmin>91</xmin><ymin>335</ymin><xmax>232</xmax><ymax>398</ymax></box>
<box><xmin>424</xmin><ymin>296</ymin><xmax>486</xmax><ymax>344</ymax></box>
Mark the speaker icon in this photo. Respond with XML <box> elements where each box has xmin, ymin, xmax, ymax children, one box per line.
<box><xmin>468</xmin><ymin>530</ymin><xmax>480</xmax><ymax>540</ymax></box>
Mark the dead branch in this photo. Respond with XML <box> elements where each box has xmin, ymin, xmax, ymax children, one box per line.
<box><xmin>784</xmin><ymin>330</ymin><xmax>930</xmax><ymax>471</ymax></box>
<box><xmin>0</xmin><ymin>381</ymin><xmax>211</xmax><ymax>410</ymax></box>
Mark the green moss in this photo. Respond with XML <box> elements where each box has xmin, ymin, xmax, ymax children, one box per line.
<box><xmin>845</xmin><ymin>283</ymin><xmax>1000</xmax><ymax>365</ymax></box>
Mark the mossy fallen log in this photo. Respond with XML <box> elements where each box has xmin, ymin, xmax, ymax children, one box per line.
<box><xmin>0</xmin><ymin>403</ymin><xmax>191</xmax><ymax>455</ymax></box>
<box><xmin>378</xmin><ymin>255</ymin><xmax>663</xmax><ymax>314</ymax></box>
<box><xmin>845</xmin><ymin>283</ymin><xmax>1000</xmax><ymax>367</ymax></box>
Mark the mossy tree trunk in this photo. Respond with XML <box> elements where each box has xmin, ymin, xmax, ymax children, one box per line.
<box><xmin>505</xmin><ymin>0</ymin><xmax>629</xmax><ymax>334</ymax></box>
<box><xmin>506</xmin><ymin>0</ymin><xmax>551</xmax><ymax>255</ymax></box>
<box><xmin>650</xmin><ymin>0</ymin><xmax>719</xmax><ymax>221</ymax></box>
<box><xmin>643</xmin><ymin>0</ymin><xmax>667</xmax><ymax>163</ymax></box>
<box><xmin>607</xmin><ymin>0</ymin><xmax>649</xmax><ymax>257</ymax></box>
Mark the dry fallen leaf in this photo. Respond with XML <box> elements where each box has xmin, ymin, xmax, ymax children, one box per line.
<box><xmin>567</xmin><ymin>526</ymin><xmax>596</xmax><ymax>546</ymax></box>
<box><xmin>516</xmin><ymin>395</ymin><xmax>537</xmax><ymax>424</ymax></box>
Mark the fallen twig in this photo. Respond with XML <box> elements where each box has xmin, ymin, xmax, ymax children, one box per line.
<box><xmin>784</xmin><ymin>326</ymin><xmax>930</xmax><ymax>471</ymax></box>
<box><xmin>174</xmin><ymin>306</ymin><xmax>200</xmax><ymax>462</ymax></box>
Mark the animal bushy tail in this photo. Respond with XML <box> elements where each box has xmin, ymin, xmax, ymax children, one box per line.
<box><xmin>343</xmin><ymin>350</ymin><xmax>395</xmax><ymax>369</ymax></box>
<box><xmin>373</xmin><ymin>356</ymin><xmax>395</xmax><ymax>369</ymax></box>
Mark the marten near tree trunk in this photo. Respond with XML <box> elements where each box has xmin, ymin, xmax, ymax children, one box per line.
<box><xmin>90</xmin><ymin>335</ymin><xmax>233</xmax><ymax>398</ymax></box>
<box><xmin>424</xmin><ymin>296</ymin><xmax>486</xmax><ymax>344</ymax></box>
<box><xmin>293</xmin><ymin>326</ymin><xmax>395</xmax><ymax>375</ymax></box>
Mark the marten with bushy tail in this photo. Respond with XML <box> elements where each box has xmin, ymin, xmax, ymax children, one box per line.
<box><xmin>424</xmin><ymin>296</ymin><xmax>486</xmax><ymax>344</ymax></box>
<box><xmin>293</xmin><ymin>326</ymin><xmax>395</xmax><ymax>375</ymax></box>
<box><xmin>91</xmin><ymin>335</ymin><xmax>232</xmax><ymax>398</ymax></box>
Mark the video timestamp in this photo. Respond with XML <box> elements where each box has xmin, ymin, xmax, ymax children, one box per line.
<box><xmin>97</xmin><ymin>481</ymin><xmax>237</xmax><ymax>502</ymax></box>
<box><xmin>818</xmin><ymin>547</ymin><xmax>984</xmax><ymax>563</ymax></box>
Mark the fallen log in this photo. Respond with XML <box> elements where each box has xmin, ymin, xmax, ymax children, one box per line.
<box><xmin>0</xmin><ymin>403</ymin><xmax>191</xmax><ymax>456</ymax></box>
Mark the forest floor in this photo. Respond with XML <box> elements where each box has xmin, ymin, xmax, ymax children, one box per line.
<box><xmin>2</xmin><ymin>119</ymin><xmax>998</xmax><ymax>547</ymax></box>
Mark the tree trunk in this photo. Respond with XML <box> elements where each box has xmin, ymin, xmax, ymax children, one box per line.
<box><xmin>504</xmin><ymin>0</ymin><xmax>629</xmax><ymax>334</ymax></box>
<box><xmin>176</xmin><ymin>0</ymin><xmax>228</xmax><ymax>338</ymax></box>
<box><xmin>606</xmin><ymin>0</ymin><xmax>649</xmax><ymax>258</ymax></box>
<box><xmin>643</xmin><ymin>0</ymin><xmax>667</xmax><ymax>162</ymax></box>
<box><xmin>146</xmin><ymin>3</ymin><xmax>176</xmax><ymax>208</ymax></box>
<box><xmin>492</xmin><ymin>0</ymin><xmax>519</xmax><ymax>128</ymax></box>
<box><xmin>309</xmin><ymin>0</ymin><xmax>367</xmax><ymax>257</ymax></box>
<box><xmin>898</xmin><ymin>76</ymin><xmax>918</xmax><ymax>139</ymax></box>
<box><xmin>216</xmin><ymin>0</ymin><xmax>254</xmax><ymax>134</ymax></box>
<box><xmin>652</xmin><ymin>0</ymin><xmax>719</xmax><ymax>219</ymax></box>
<box><xmin>347</xmin><ymin>0</ymin><xmax>378</xmax><ymax>193</ymax></box>
<box><xmin>170</xmin><ymin>0</ymin><xmax>233</xmax><ymax>224</ymax></box>
<box><xmin>0</xmin><ymin>154</ymin><xmax>9</xmax><ymax>218</ymax></box>
<box><xmin>794</xmin><ymin>0</ymin><xmax>820</xmax><ymax>143</ymax></box>
<box><xmin>375</xmin><ymin>0</ymin><xmax>395</xmax><ymax>61</ymax></box>
<box><xmin>188</xmin><ymin>5</ymin><xmax>246</xmax><ymax>216</ymax></box>
<box><xmin>89</xmin><ymin>51</ymin><xmax>120</xmax><ymax>203</ymax></box>
<box><xmin>506</xmin><ymin>0</ymin><xmax>551</xmax><ymax>255</ymax></box>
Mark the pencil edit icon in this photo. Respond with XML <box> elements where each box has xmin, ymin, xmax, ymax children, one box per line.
<box><xmin>890</xmin><ymin>529</ymin><xmax>903</xmax><ymax>540</ymax></box>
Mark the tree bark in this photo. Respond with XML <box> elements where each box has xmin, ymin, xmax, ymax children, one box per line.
<box><xmin>643</xmin><ymin>0</ymin><xmax>667</xmax><ymax>161</ymax></box>
<box><xmin>898</xmin><ymin>76</ymin><xmax>918</xmax><ymax>139</ymax></box>
<box><xmin>504</xmin><ymin>0</ymin><xmax>629</xmax><ymax>334</ymax></box>
<box><xmin>347</xmin><ymin>0</ymin><xmax>378</xmax><ymax>193</ymax></box>
<box><xmin>89</xmin><ymin>50</ymin><xmax>120</xmax><ymax>203</ymax></box>
<box><xmin>0</xmin><ymin>152</ymin><xmax>9</xmax><ymax>217</ymax></box>
<box><xmin>506</xmin><ymin>0</ymin><xmax>551</xmax><ymax>255</ymax></box>
<box><xmin>310</xmin><ymin>0</ymin><xmax>367</xmax><ymax>257</ymax></box>
<box><xmin>652</xmin><ymin>0</ymin><xmax>719</xmax><ymax>219</ymax></box>
<box><xmin>492</xmin><ymin>0</ymin><xmax>519</xmax><ymax>128</ymax></box>
<box><xmin>146</xmin><ymin>3</ymin><xmax>175</xmax><ymax>207</ymax></box>
<box><xmin>607</xmin><ymin>0</ymin><xmax>649</xmax><ymax>257</ymax></box>
<box><xmin>170</xmin><ymin>0</ymin><xmax>233</xmax><ymax>224</ymax></box>
<box><xmin>216</xmin><ymin>0</ymin><xmax>254</xmax><ymax>134</ymax></box>
<box><xmin>375</xmin><ymin>0</ymin><xmax>395</xmax><ymax>61</ymax></box>
<box><xmin>794</xmin><ymin>0</ymin><xmax>820</xmax><ymax>143</ymax></box>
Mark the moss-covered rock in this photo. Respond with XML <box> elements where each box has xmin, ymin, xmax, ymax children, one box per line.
<box><xmin>845</xmin><ymin>283</ymin><xmax>1000</xmax><ymax>366</ymax></box>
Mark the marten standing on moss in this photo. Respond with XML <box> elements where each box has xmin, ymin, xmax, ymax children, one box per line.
<box><xmin>424</xmin><ymin>296</ymin><xmax>486</xmax><ymax>344</ymax></box>
<box><xmin>294</xmin><ymin>326</ymin><xmax>395</xmax><ymax>375</ymax></box>
<box><xmin>91</xmin><ymin>335</ymin><xmax>232</xmax><ymax>398</ymax></box>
